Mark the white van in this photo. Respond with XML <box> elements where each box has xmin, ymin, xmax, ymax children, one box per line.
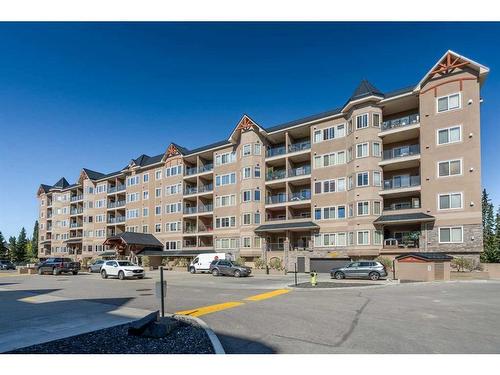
<box><xmin>189</xmin><ymin>253</ymin><xmax>231</xmax><ymax>273</ymax></box>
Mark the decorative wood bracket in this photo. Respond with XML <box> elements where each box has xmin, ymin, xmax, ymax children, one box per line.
<box><xmin>166</xmin><ymin>144</ymin><xmax>180</xmax><ymax>158</ymax></box>
<box><xmin>236</xmin><ymin>115</ymin><xmax>257</xmax><ymax>132</ymax></box>
<box><xmin>430</xmin><ymin>52</ymin><xmax>470</xmax><ymax>76</ymax></box>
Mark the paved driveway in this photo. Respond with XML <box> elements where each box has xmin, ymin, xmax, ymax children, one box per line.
<box><xmin>1</xmin><ymin>270</ymin><xmax>500</xmax><ymax>353</ymax></box>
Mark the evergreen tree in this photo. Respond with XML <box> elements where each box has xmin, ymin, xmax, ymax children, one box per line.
<box><xmin>0</xmin><ymin>231</ymin><xmax>8</xmax><ymax>259</ymax></box>
<box><xmin>481</xmin><ymin>190</ymin><xmax>499</xmax><ymax>262</ymax></box>
<box><xmin>8</xmin><ymin>236</ymin><xmax>17</xmax><ymax>263</ymax></box>
<box><xmin>15</xmin><ymin>227</ymin><xmax>28</xmax><ymax>263</ymax></box>
<box><xmin>31</xmin><ymin>221</ymin><xmax>39</xmax><ymax>256</ymax></box>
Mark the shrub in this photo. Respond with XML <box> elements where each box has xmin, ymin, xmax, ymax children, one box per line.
<box><xmin>376</xmin><ymin>256</ymin><xmax>393</xmax><ymax>271</ymax></box>
<box><xmin>141</xmin><ymin>256</ymin><xmax>150</xmax><ymax>267</ymax></box>
<box><xmin>254</xmin><ymin>257</ymin><xmax>266</xmax><ymax>269</ymax></box>
<box><xmin>173</xmin><ymin>257</ymin><xmax>189</xmax><ymax>267</ymax></box>
<box><xmin>452</xmin><ymin>257</ymin><xmax>474</xmax><ymax>272</ymax></box>
<box><xmin>269</xmin><ymin>257</ymin><xmax>284</xmax><ymax>271</ymax></box>
<box><xmin>234</xmin><ymin>257</ymin><xmax>245</xmax><ymax>266</ymax></box>
<box><xmin>161</xmin><ymin>258</ymin><xmax>169</xmax><ymax>266</ymax></box>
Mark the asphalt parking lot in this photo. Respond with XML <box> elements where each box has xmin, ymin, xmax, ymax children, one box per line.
<box><xmin>1</xmin><ymin>269</ymin><xmax>500</xmax><ymax>353</ymax></box>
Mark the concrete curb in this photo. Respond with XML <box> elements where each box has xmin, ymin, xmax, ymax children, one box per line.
<box><xmin>175</xmin><ymin>314</ymin><xmax>225</xmax><ymax>354</ymax></box>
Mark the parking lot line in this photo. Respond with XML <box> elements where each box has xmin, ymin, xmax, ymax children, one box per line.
<box><xmin>244</xmin><ymin>289</ymin><xmax>290</xmax><ymax>301</ymax></box>
<box><xmin>175</xmin><ymin>301</ymin><xmax>245</xmax><ymax>317</ymax></box>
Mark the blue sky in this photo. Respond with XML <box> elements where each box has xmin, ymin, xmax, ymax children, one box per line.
<box><xmin>0</xmin><ymin>22</ymin><xmax>499</xmax><ymax>239</ymax></box>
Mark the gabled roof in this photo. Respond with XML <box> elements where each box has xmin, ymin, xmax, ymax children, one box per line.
<box><xmin>37</xmin><ymin>184</ymin><xmax>52</xmax><ymax>195</ymax></box>
<box><xmin>52</xmin><ymin>177</ymin><xmax>70</xmax><ymax>189</ymax></box>
<box><xmin>82</xmin><ymin>168</ymin><xmax>106</xmax><ymax>180</ymax></box>
<box><xmin>350</xmin><ymin>80</ymin><xmax>384</xmax><ymax>101</ymax></box>
<box><xmin>415</xmin><ymin>50</ymin><xmax>490</xmax><ymax>91</ymax></box>
<box><xmin>228</xmin><ymin>114</ymin><xmax>266</xmax><ymax>143</ymax></box>
<box><xmin>163</xmin><ymin>142</ymin><xmax>189</xmax><ymax>161</ymax></box>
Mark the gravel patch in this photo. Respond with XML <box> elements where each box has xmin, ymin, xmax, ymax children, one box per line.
<box><xmin>8</xmin><ymin>316</ymin><xmax>215</xmax><ymax>354</ymax></box>
<box><xmin>292</xmin><ymin>281</ymin><xmax>377</xmax><ymax>288</ymax></box>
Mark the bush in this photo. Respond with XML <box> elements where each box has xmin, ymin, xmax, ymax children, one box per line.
<box><xmin>161</xmin><ymin>258</ymin><xmax>169</xmax><ymax>266</ymax></box>
<box><xmin>376</xmin><ymin>256</ymin><xmax>393</xmax><ymax>271</ymax></box>
<box><xmin>172</xmin><ymin>257</ymin><xmax>189</xmax><ymax>267</ymax></box>
<box><xmin>141</xmin><ymin>256</ymin><xmax>150</xmax><ymax>267</ymax></box>
<box><xmin>254</xmin><ymin>257</ymin><xmax>266</xmax><ymax>269</ymax></box>
<box><xmin>452</xmin><ymin>257</ymin><xmax>474</xmax><ymax>272</ymax></box>
<box><xmin>269</xmin><ymin>257</ymin><xmax>284</xmax><ymax>271</ymax></box>
<box><xmin>234</xmin><ymin>257</ymin><xmax>245</xmax><ymax>266</ymax></box>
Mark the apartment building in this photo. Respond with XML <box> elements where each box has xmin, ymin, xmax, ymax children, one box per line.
<box><xmin>37</xmin><ymin>50</ymin><xmax>488</xmax><ymax>271</ymax></box>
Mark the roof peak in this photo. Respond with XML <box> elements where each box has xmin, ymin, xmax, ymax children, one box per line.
<box><xmin>53</xmin><ymin>177</ymin><xmax>70</xmax><ymax>189</ymax></box>
<box><xmin>350</xmin><ymin>79</ymin><xmax>384</xmax><ymax>101</ymax></box>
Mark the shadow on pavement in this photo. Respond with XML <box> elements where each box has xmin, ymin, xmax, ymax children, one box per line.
<box><xmin>215</xmin><ymin>333</ymin><xmax>277</xmax><ymax>354</ymax></box>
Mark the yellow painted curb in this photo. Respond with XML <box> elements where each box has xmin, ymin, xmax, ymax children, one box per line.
<box><xmin>176</xmin><ymin>301</ymin><xmax>244</xmax><ymax>317</ymax></box>
<box><xmin>244</xmin><ymin>289</ymin><xmax>290</xmax><ymax>301</ymax></box>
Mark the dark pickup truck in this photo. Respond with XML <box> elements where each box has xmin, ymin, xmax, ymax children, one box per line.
<box><xmin>37</xmin><ymin>258</ymin><xmax>81</xmax><ymax>275</ymax></box>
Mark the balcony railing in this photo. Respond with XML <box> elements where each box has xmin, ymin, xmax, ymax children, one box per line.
<box><xmin>70</xmin><ymin>208</ymin><xmax>83</xmax><ymax>215</ymax></box>
<box><xmin>383</xmin><ymin>144</ymin><xmax>420</xmax><ymax>160</ymax></box>
<box><xmin>184</xmin><ymin>206</ymin><xmax>197</xmax><ymax>215</ymax></box>
<box><xmin>198</xmin><ymin>226</ymin><xmax>213</xmax><ymax>233</ymax></box>
<box><xmin>185</xmin><ymin>166</ymin><xmax>198</xmax><ymax>176</ymax></box>
<box><xmin>198</xmin><ymin>204</ymin><xmax>213</xmax><ymax>213</ymax></box>
<box><xmin>108</xmin><ymin>200</ymin><xmax>126</xmax><ymax>209</ymax></box>
<box><xmin>289</xmin><ymin>165</ymin><xmax>311</xmax><ymax>177</ymax></box>
<box><xmin>107</xmin><ymin>216</ymin><xmax>125</xmax><ymax>224</ymax></box>
<box><xmin>384</xmin><ymin>202</ymin><xmax>421</xmax><ymax>211</ymax></box>
<box><xmin>69</xmin><ymin>233</ymin><xmax>82</xmax><ymax>239</ymax></box>
<box><xmin>266</xmin><ymin>169</ymin><xmax>287</xmax><ymax>181</ymax></box>
<box><xmin>184</xmin><ymin>227</ymin><xmax>197</xmax><ymax>234</ymax></box>
<box><xmin>47</xmin><ymin>226</ymin><xmax>53</xmax><ymax>231</ymax></box>
<box><xmin>266</xmin><ymin>191</ymin><xmax>311</xmax><ymax>204</ymax></box>
<box><xmin>47</xmin><ymin>213</ymin><xmax>53</xmax><ymax>218</ymax></box>
<box><xmin>381</xmin><ymin>113</ymin><xmax>420</xmax><ymax>131</ymax></box>
<box><xmin>70</xmin><ymin>222</ymin><xmax>82</xmax><ymax>228</ymax></box>
<box><xmin>199</xmin><ymin>164</ymin><xmax>213</xmax><ymax>173</ymax></box>
<box><xmin>199</xmin><ymin>184</ymin><xmax>213</xmax><ymax>193</ymax></box>
<box><xmin>108</xmin><ymin>185</ymin><xmax>126</xmax><ymax>194</ymax></box>
<box><xmin>184</xmin><ymin>186</ymin><xmax>198</xmax><ymax>195</ymax></box>
<box><xmin>383</xmin><ymin>176</ymin><xmax>421</xmax><ymax>190</ymax></box>
<box><xmin>70</xmin><ymin>195</ymin><xmax>83</xmax><ymax>202</ymax></box>
<box><xmin>266</xmin><ymin>145</ymin><xmax>286</xmax><ymax>158</ymax></box>
<box><xmin>288</xmin><ymin>140</ymin><xmax>311</xmax><ymax>153</ymax></box>
<box><xmin>266</xmin><ymin>213</ymin><xmax>311</xmax><ymax>222</ymax></box>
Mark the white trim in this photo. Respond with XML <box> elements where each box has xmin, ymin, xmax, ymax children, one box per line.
<box><xmin>436</xmin><ymin>92</ymin><xmax>462</xmax><ymax>114</ymax></box>
<box><xmin>436</xmin><ymin>124</ymin><xmax>462</xmax><ymax>146</ymax></box>
<box><xmin>355</xmin><ymin>142</ymin><xmax>369</xmax><ymax>158</ymax></box>
<box><xmin>437</xmin><ymin>192</ymin><xmax>464</xmax><ymax>211</ymax></box>
<box><xmin>437</xmin><ymin>158</ymin><xmax>463</xmax><ymax>178</ymax></box>
<box><xmin>438</xmin><ymin>226</ymin><xmax>464</xmax><ymax>244</ymax></box>
<box><xmin>356</xmin><ymin>230</ymin><xmax>370</xmax><ymax>246</ymax></box>
<box><xmin>356</xmin><ymin>201</ymin><xmax>370</xmax><ymax>216</ymax></box>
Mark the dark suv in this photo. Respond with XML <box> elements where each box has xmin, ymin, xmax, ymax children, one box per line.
<box><xmin>0</xmin><ymin>260</ymin><xmax>16</xmax><ymax>270</ymax></box>
<box><xmin>330</xmin><ymin>261</ymin><xmax>387</xmax><ymax>281</ymax></box>
<box><xmin>36</xmin><ymin>258</ymin><xmax>81</xmax><ymax>275</ymax></box>
<box><xmin>209</xmin><ymin>260</ymin><xmax>251</xmax><ymax>277</ymax></box>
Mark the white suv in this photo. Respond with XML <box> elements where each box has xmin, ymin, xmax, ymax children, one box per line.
<box><xmin>100</xmin><ymin>260</ymin><xmax>145</xmax><ymax>280</ymax></box>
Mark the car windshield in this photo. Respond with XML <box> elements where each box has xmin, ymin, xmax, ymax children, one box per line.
<box><xmin>118</xmin><ymin>261</ymin><xmax>134</xmax><ymax>266</ymax></box>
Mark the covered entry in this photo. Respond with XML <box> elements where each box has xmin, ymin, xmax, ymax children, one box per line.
<box><xmin>103</xmin><ymin>232</ymin><xmax>164</xmax><ymax>265</ymax></box>
<box><xmin>310</xmin><ymin>258</ymin><xmax>351</xmax><ymax>273</ymax></box>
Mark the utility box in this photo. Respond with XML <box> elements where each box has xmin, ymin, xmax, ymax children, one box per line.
<box><xmin>395</xmin><ymin>252</ymin><xmax>453</xmax><ymax>282</ymax></box>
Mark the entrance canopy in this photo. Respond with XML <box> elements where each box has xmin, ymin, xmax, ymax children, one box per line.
<box><xmin>103</xmin><ymin>232</ymin><xmax>163</xmax><ymax>256</ymax></box>
<box><xmin>254</xmin><ymin>221</ymin><xmax>319</xmax><ymax>233</ymax></box>
<box><xmin>374</xmin><ymin>212</ymin><xmax>435</xmax><ymax>225</ymax></box>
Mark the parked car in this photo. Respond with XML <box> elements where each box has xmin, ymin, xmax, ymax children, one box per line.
<box><xmin>36</xmin><ymin>258</ymin><xmax>81</xmax><ymax>275</ymax></box>
<box><xmin>209</xmin><ymin>259</ymin><xmax>251</xmax><ymax>277</ymax></box>
<box><xmin>189</xmin><ymin>253</ymin><xmax>231</xmax><ymax>274</ymax></box>
<box><xmin>0</xmin><ymin>260</ymin><xmax>16</xmax><ymax>270</ymax></box>
<box><xmin>87</xmin><ymin>259</ymin><xmax>105</xmax><ymax>273</ymax></box>
<box><xmin>100</xmin><ymin>260</ymin><xmax>145</xmax><ymax>280</ymax></box>
<box><xmin>330</xmin><ymin>261</ymin><xmax>387</xmax><ymax>281</ymax></box>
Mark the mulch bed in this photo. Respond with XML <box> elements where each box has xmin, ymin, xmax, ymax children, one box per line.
<box><xmin>8</xmin><ymin>317</ymin><xmax>214</xmax><ymax>354</ymax></box>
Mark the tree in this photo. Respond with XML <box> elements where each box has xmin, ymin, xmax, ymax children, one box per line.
<box><xmin>0</xmin><ymin>231</ymin><xmax>8</xmax><ymax>259</ymax></box>
<box><xmin>25</xmin><ymin>241</ymin><xmax>38</xmax><ymax>263</ymax></box>
<box><xmin>14</xmin><ymin>227</ymin><xmax>28</xmax><ymax>263</ymax></box>
<box><xmin>481</xmin><ymin>190</ymin><xmax>500</xmax><ymax>263</ymax></box>
<box><xmin>31</xmin><ymin>221</ymin><xmax>39</xmax><ymax>257</ymax></box>
<box><xmin>8</xmin><ymin>236</ymin><xmax>17</xmax><ymax>263</ymax></box>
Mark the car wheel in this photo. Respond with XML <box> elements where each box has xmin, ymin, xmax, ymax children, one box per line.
<box><xmin>72</xmin><ymin>271</ymin><xmax>78</xmax><ymax>275</ymax></box>
<box><xmin>101</xmin><ymin>270</ymin><xmax>108</xmax><ymax>279</ymax></box>
<box><xmin>369</xmin><ymin>272</ymin><xmax>380</xmax><ymax>281</ymax></box>
<box><xmin>212</xmin><ymin>268</ymin><xmax>219</xmax><ymax>276</ymax></box>
<box><xmin>38</xmin><ymin>268</ymin><xmax>43</xmax><ymax>275</ymax></box>
<box><xmin>88</xmin><ymin>267</ymin><xmax>92</xmax><ymax>273</ymax></box>
<box><xmin>234</xmin><ymin>270</ymin><xmax>241</xmax><ymax>278</ymax></box>
<box><xmin>138</xmin><ymin>276</ymin><xmax>144</xmax><ymax>279</ymax></box>
<box><xmin>118</xmin><ymin>271</ymin><xmax>125</xmax><ymax>280</ymax></box>
<box><xmin>52</xmin><ymin>268</ymin><xmax>59</xmax><ymax>276</ymax></box>
<box><xmin>334</xmin><ymin>271</ymin><xmax>345</xmax><ymax>280</ymax></box>
<box><xmin>189</xmin><ymin>267</ymin><xmax>196</xmax><ymax>274</ymax></box>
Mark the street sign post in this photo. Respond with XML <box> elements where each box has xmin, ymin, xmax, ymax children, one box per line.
<box><xmin>156</xmin><ymin>266</ymin><xmax>166</xmax><ymax>317</ymax></box>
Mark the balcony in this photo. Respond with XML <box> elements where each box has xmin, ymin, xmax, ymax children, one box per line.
<box><xmin>70</xmin><ymin>222</ymin><xmax>82</xmax><ymax>228</ymax></box>
<box><xmin>184</xmin><ymin>206</ymin><xmax>197</xmax><ymax>215</ymax></box>
<box><xmin>266</xmin><ymin>169</ymin><xmax>287</xmax><ymax>181</ymax></box>
<box><xmin>379</xmin><ymin>144</ymin><xmax>421</xmax><ymax>171</ymax></box>
<box><xmin>198</xmin><ymin>226</ymin><xmax>213</xmax><ymax>233</ymax></box>
<box><xmin>288</xmin><ymin>140</ymin><xmax>311</xmax><ymax>153</ymax></box>
<box><xmin>381</xmin><ymin>114</ymin><xmax>420</xmax><ymax>132</ymax></box>
<box><xmin>266</xmin><ymin>145</ymin><xmax>286</xmax><ymax>158</ymax></box>
<box><xmin>199</xmin><ymin>164</ymin><xmax>213</xmax><ymax>173</ymax></box>
<box><xmin>108</xmin><ymin>185</ymin><xmax>126</xmax><ymax>194</ymax></box>
<box><xmin>70</xmin><ymin>208</ymin><xmax>83</xmax><ymax>215</ymax></box>
<box><xmin>107</xmin><ymin>216</ymin><xmax>126</xmax><ymax>224</ymax></box>
<box><xmin>266</xmin><ymin>191</ymin><xmax>311</xmax><ymax>205</ymax></box>
<box><xmin>380</xmin><ymin>176</ymin><xmax>421</xmax><ymax>196</ymax></box>
<box><xmin>70</xmin><ymin>195</ymin><xmax>83</xmax><ymax>202</ymax></box>
<box><xmin>108</xmin><ymin>200</ymin><xmax>126</xmax><ymax>209</ymax></box>
<box><xmin>288</xmin><ymin>165</ymin><xmax>311</xmax><ymax>178</ymax></box>
<box><xmin>384</xmin><ymin>202</ymin><xmax>421</xmax><ymax>211</ymax></box>
<box><xmin>382</xmin><ymin>144</ymin><xmax>420</xmax><ymax>160</ymax></box>
<box><xmin>185</xmin><ymin>166</ymin><xmax>198</xmax><ymax>176</ymax></box>
<box><xmin>199</xmin><ymin>184</ymin><xmax>213</xmax><ymax>193</ymax></box>
<box><xmin>198</xmin><ymin>204</ymin><xmax>213</xmax><ymax>214</ymax></box>
<box><xmin>184</xmin><ymin>186</ymin><xmax>198</xmax><ymax>195</ymax></box>
<box><xmin>184</xmin><ymin>226</ymin><xmax>197</xmax><ymax>234</ymax></box>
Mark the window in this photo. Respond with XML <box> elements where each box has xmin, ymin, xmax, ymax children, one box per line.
<box><xmin>142</xmin><ymin>225</ymin><xmax>148</xmax><ymax>233</ymax></box>
<box><xmin>155</xmin><ymin>188</ymin><xmax>162</xmax><ymax>198</ymax></box>
<box><xmin>215</xmin><ymin>151</ymin><xmax>236</xmax><ymax>166</ymax></box>
<box><xmin>166</xmin><ymin>221</ymin><xmax>182</xmax><ymax>232</ymax></box>
<box><xmin>373</xmin><ymin>171</ymin><xmax>381</xmax><ymax>187</ymax></box>
<box><xmin>254</xmin><ymin>166</ymin><xmax>261</xmax><ymax>178</ymax></box>
<box><xmin>374</xmin><ymin>230</ymin><xmax>383</xmax><ymax>245</ymax></box>
<box><xmin>438</xmin><ymin>125</ymin><xmax>462</xmax><ymax>145</ymax></box>
<box><xmin>216</xmin><ymin>173</ymin><xmax>236</xmax><ymax>187</ymax></box>
<box><xmin>242</xmin><ymin>237</ymin><xmax>251</xmax><ymax>248</ymax></box>
<box><xmin>126</xmin><ymin>209</ymin><xmax>139</xmax><ymax>219</ymax></box>
<box><xmin>96</xmin><ymin>184</ymin><xmax>107</xmax><ymax>194</ymax></box>
<box><xmin>166</xmin><ymin>202</ymin><xmax>182</xmax><ymax>213</ymax></box>
<box><xmin>356</xmin><ymin>143</ymin><xmax>369</xmax><ymax>158</ymax></box>
<box><xmin>155</xmin><ymin>224</ymin><xmax>161</xmax><ymax>233</ymax></box>
<box><xmin>254</xmin><ymin>143</ymin><xmax>261</xmax><ymax>155</ymax></box>
<box><xmin>439</xmin><ymin>192</ymin><xmax>463</xmax><ymax>210</ymax></box>
<box><xmin>439</xmin><ymin>227</ymin><xmax>463</xmax><ymax>243</ymax></box>
<box><xmin>438</xmin><ymin>159</ymin><xmax>462</xmax><ymax>177</ymax></box>
<box><xmin>127</xmin><ymin>176</ymin><xmax>140</xmax><ymax>186</ymax></box>
<box><xmin>314</xmin><ymin>124</ymin><xmax>346</xmax><ymax>143</ymax></box>
<box><xmin>165</xmin><ymin>165</ymin><xmax>182</xmax><ymax>177</ymax></box>
<box><xmin>143</xmin><ymin>173</ymin><xmax>149</xmax><ymax>183</ymax></box>
<box><xmin>254</xmin><ymin>237</ymin><xmax>262</xmax><ymax>248</ymax></box>
<box><xmin>314</xmin><ymin>232</ymin><xmax>347</xmax><ymax>247</ymax></box>
<box><xmin>216</xmin><ymin>238</ymin><xmax>239</xmax><ymax>249</ymax></box>
<box><xmin>356</xmin><ymin>172</ymin><xmax>369</xmax><ymax>187</ymax></box>
<box><xmin>373</xmin><ymin>201</ymin><xmax>381</xmax><ymax>215</ymax></box>
<box><xmin>254</xmin><ymin>212</ymin><xmax>261</xmax><ymax>224</ymax></box>
<box><xmin>356</xmin><ymin>114</ymin><xmax>369</xmax><ymax>129</ymax></box>
<box><xmin>314</xmin><ymin>130</ymin><xmax>322</xmax><ymax>143</ymax></box>
<box><xmin>357</xmin><ymin>201</ymin><xmax>369</xmax><ymax>216</ymax></box>
<box><xmin>143</xmin><ymin>191</ymin><xmax>149</xmax><ymax>200</ymax></box>
<box><xmin>314</xmin><ymin>151</ymin><xmax>346</xmax><ymax>168</ymax></box>
<box><xmin>242</xmin><ymin>167</ymin><xmax>252</xmax><ymax>179</ymax></box>
<box><xmin>216</xmin><ymin>216</ymin><xmax>236</xmax><ymax>228</ymax></box>
<box><xmin>165</xmin><ymin>241</ymin><xmax>180</xmax><ymax>250</ymax></box>
<box><xmin>373</xmin><ymin>142</ymin><xmax>381</xmax><ymax>157</ymax></box>
<box><xmin>254</xmin><ymin>190</ymin><xmax>261</xmax><ymax>201</ymax></box>
<box><xmin>155</xmin><ymin>170</ymin><xmax>162</xmax><ymax>180</ymax></box>
<box><xmin>437</xmin><ymin>93</ymin><xmax>461</xmax><ymax>113</ymax></box>
<box><xmin>242</xmin><ymin>213</ymin><xmax>252</xmax><ymax>225</ymax></box>
<box><xmin>373</xmin><ymin>113</ymin><xmax>380</xmax><ymax>127</ymax></box>
<box><xmin>337</xmin><ymin>206</ymin><xmax>346</xmax><ymax>219</ymax></box>
<box><xmin>242</xmin><ymin>144</ymin><xmax>251</xmax><ymax>156</ymax></box>
<box><xmin>143</xmin><ymin>207</ymin><xmax>149</xmax><ymax>217</ymax></box>
<box><xmin>357</xmin><ymin>230</ymin><xmax>370</xmax><ymax>245</ymax></box>
<box><xmin>155</xmin><ymin>206</ymin><xmax>161</xmax><ymax>215</ymax></box>
<box><xmin>216</xmin><ymin>194</ymin><xmax>236</xmax><ymax>207</ymax></box>
<box><xmin>165</xmin><ymin>183</ymin><xmax>182</xmax><ymax>195</ymax></box>
<box><xmin>242</xmin><ymin>190</ymin><xmax>251</xmax><ymax>202</ymax></box>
